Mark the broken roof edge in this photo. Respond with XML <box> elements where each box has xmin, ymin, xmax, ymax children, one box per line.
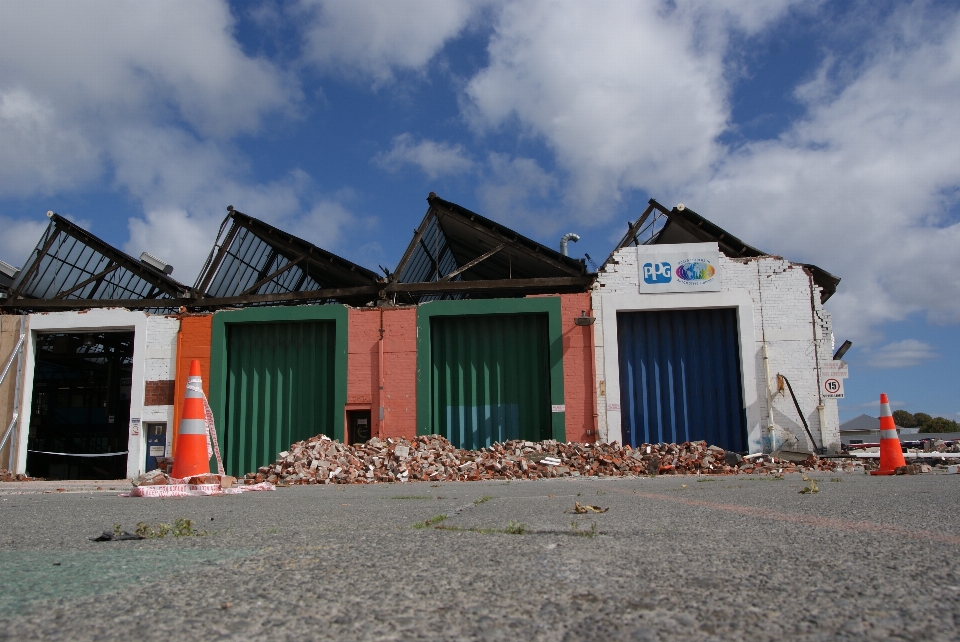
<box><xmin>193</xmin><ymin>208</ymin><xmax>383</xmax><ymax>297</ymax></box>
<box><xmin>5</xmin><ymin>213</ymin><xmax>189</xmax><ymax>303</ymax></box>
<box><xmin>228</xmin><ymin>209</ymin><xmax>381</xmax><ymax>282</ymax></box>
<box><xmin>605</xmin><ymin>198</ymin><xmax>840</xmax><ymax>303</ymax></box>
<box><xmin>401</xmin><ymin>192</ymin><xmax>589</xmax><ymax>277</ymax></box>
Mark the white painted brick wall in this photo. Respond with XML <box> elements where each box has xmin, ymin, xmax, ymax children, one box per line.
<box><xmin>143</xmin><ymin>315</ymin><xmax>179</xmax><ymax>381</ymax></box>
<box><xmin>142</xmin><ymin>315</ymin><xmax>179</xmax><ymax>430</ymax></box>
<box><xmin>593</xmin><ymin>248</ymin><xmax>841</xmax><ymax>453</ymax></box>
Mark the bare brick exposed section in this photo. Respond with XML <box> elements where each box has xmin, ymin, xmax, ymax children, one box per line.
<box><xmin>144</xmin><ymin>379</ymin><xmax>176</xmax><ymax>406</ymax></box>
<box><xmin>347</xmin><ymin>307</ymin><xmax>418</xmax><ymax>441</ymax></box>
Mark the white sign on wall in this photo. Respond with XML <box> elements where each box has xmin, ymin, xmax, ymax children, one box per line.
<box><xmin>636</xmin><ymin>243</ymin><xmax>722</xmax><ymax>293</ymax></box>
<box><xmin>820</xmin><ymin>360</ymin><xmax>848</xmax><ymax>399</ymax></box>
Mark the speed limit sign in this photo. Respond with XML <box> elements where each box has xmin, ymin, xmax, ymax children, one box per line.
<box><xmin>822</xmin><ymin>377</ymin><xmax>844</xmax><ymax>398</ymax></box>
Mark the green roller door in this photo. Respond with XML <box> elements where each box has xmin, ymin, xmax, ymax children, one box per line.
<box><xmin>431</xmin><ymin>314</ymin><xmax>551</xmax><ymax>450</ymax></box>
<box><xmin>223</xmin><ymin>321</ymin><xmax>336</xmax><ymax>476</ymax></box>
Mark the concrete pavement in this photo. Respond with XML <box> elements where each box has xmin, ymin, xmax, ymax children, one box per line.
<box><xmin>0</xmin><ymin>473</ymin><xmax>957</xmax><ymax>640</ymax></box>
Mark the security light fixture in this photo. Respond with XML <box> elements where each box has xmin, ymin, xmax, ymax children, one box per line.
<box><xmin>833</xmin><ymin>339</ymin><xmax>852</xmax><ymax>360</ymax></box>
<box><xmin>139</xmin><ymin>252</ymin><xmax>174</xmax><ymax>275</ymax></box>
<box><xmin>574</xmin><ymin>310</ymin><xmax>595</xmax><ymax>326</ymax></box>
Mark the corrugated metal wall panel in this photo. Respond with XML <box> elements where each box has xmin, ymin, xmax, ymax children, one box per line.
<box><xmin>430</xmin><ymin>314</ymin><xmax>550</xmax><ymax>449</ymax></box>
<box><xmin>617</xmin><ymin>309</ymin><xmax>747</xmax><ymax>451</ymax></box>
<box><xmin>223</xmin><ymin>321</ymin><xmax>335</xmax><ymax>476</ymax></box>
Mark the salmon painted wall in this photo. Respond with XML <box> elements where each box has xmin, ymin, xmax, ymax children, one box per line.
<box><xmin>176</xmin><ymin>297</ymin><xmax>593</xmax><ymax>452</ymax></box>
<box><xmin>347</xmin><ymin>307</ymin><xmax>417</xmax><ymax>441</ymax></box>
<box><xmin>559</xmin><ymin>292</ymin><xmax>598</xmax><ymax>443</ymax></box>
<box><xmin>172</xmin><ymin>315</ymin><xmax>212</xmax><ymax>454</ymax></box>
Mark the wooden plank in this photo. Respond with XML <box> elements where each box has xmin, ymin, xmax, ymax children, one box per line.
<box><xmin>437</xmin><ymin>243</ymin><xmax>505</xmax><ymax>282</ymax></box>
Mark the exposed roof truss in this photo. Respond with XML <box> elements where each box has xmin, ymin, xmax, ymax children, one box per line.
<box><xmin>192</xmin><ymin>208</ymin><xmax>383</xmax><ymax>307</ymax></box>
<box><xmin>3</xmin><ymin>214</ymin><xmax>188</xmax><ymax>310</ymax></box>
<box><xmin>392</xmin><ymin>193</ymin><xmax>591</xmax><ymax>302</ymax></box>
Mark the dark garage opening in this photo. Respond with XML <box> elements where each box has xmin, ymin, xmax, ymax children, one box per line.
<box><xmin>27</xmin><ymin>332</ymin><xmax>134</xmax><ymax>480</ymax></box>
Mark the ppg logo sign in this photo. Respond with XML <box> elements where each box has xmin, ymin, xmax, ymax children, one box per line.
<box><xmin>643</xmin><ymin>262</ymin><xmax>672</xmax><ymax>284</ymax></box>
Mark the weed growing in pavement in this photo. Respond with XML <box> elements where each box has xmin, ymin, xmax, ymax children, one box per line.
<box><xmin>412</xmin><ymin>515</ymin><xmax>448</xmax><ymax>529</ymax></box>
<box><xmin>135</xmin><ymin>518</ymin><xmax>206</xmax><ymax>539</ymax></box>
<box><xmin>596</xmin><ymin>490</ymin><xmax>606</xmax><ymax>495</ymax></box>
<box><xmin>473</xmin><ymin>496</ymin><xmax>493</xmax><ymax>505</ymax></box>
<box><xmin>434</xmin><ymin>521</ymin><xmax>527</xmax><ymax>535</ymax></box>
<box><xmin>570</xmin><ymin>521</ymin><xmax>598</xmax><ymax>538</ymax></box>
<box><xmin>829</xmin><ymin>478</ymin><xmax>843</xmax><ymax>483</ymax></box>
<box><xmin>695</xmin><ymin>478</ymin><xmax>715</xmax><ymax>483</ymax></box>
<box><xmin>391</xmin><ymin>495</ymin><xmax>431</xmax><ymax>500</ymax></box>
<box><xmin>505</xmin><ymin>521</ymin><xmax>527</xmax><ymax>534</ymax></box>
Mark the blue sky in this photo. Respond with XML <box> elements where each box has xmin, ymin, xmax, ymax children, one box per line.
<box><xmin>0</xmin><ymin>0</ymin><xmax>957</xmax><ymax>421</ymax></box>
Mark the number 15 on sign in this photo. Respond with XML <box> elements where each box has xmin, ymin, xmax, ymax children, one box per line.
<box><xmin>822</xmin><ymin>377</ymin><xmax>844</xmax><ymax>398</ymax></box>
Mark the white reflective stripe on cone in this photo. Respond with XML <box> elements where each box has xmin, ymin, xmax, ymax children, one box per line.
<box><xmin>179</xmin><ymin>418</ymin><xmax>206</xmax><ymax>435</ymax></box>
<box><xmin>880</xmin><ymin>429</ymin><xmax>899</xmax><ymax>440</ymax></box>
<box><xmin>880</xmin><ymin>402</ymin><xmax>892</xmax><ymax>417</ymax></box>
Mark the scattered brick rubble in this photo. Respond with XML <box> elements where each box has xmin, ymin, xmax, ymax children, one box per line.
<box><xmin>0</xmin><ymin>468</ymin><xmax>37</xmax><ymax>482</ymax></box>
<box><xmin>243</xmin><ymin>435</ymin><xmax>867</xmax><ymax>485</ymax></box>
<box><xmin>131</xmin><ymin>471</ymin><xmax>236</xmax><ymax>487</ymax></box>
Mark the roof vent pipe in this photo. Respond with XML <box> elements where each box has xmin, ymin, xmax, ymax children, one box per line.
<box><xmin>560</xmin><ymin>233</ymin><xmax>580</xmax><ymax>256</ymax></box>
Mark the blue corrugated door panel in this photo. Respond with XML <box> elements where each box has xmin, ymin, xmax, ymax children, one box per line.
<box><xmin>617</xmin><ymin>309</ymin><xmax>747</xmax><ymax>451</ymax></box>
<box><xmin>223</xmin><ymin>321</ymin><xmax>336</xmax><ymax>476</ymax></box>
<box><xmin>430</xmin><ymin>314</ymin><xmax>551</xmax><ymax>450</ymax></box>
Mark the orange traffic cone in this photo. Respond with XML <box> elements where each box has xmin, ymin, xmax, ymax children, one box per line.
<box><xmin>171</xmin><ymin>360</ymin><xmax>210</xmax><ymax>479</ymax></box>
<box><xmin>870</xmin><ymin>393</ymin><xmax>906</xmax><ymax>476</ymax></box>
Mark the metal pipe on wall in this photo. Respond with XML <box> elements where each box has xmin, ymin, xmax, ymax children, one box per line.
<box><xmin>757</xmin><ymin>262</ymin><xmax>776</xmax><ymax>450</ymax></box>
<box><xmin>809</xmin><ymin>272</ymin><xmax>828</xmax><ymax>452</ymax></box>
<box><xmin>378</xmin><ymin>307</ymin><xmax>385</xmax><ymax>438</ymax></box>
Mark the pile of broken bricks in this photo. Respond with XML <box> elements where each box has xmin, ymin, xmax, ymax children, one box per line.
<box><xmin>0</xmin><ymin>468</ymin><xmax>36</xmax><ymax>482</ymax></box>
<box><xmin>243</xmin><ymin>435</ymin><xmax>866</xmax><ymax>485</ymax></box>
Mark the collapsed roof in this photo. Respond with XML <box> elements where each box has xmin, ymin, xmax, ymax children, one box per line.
<box><xmin>2</xmin><ymin>213</ymin><xmax>189</xmax><ymax>311</ymax></box>
<box><xmin>610</xmin><ymin>199</ymin><xmax>840</xmax><ymax>302</ymax></box>
<box><xmin>391</xmin><ymin>193</ymin><xmax>592</xmax><ymax>303</ymax></box>
<box><xmin>192</xmin><ymin>208</ymin><xmax>382</xmax><ymax>307</ymax></box>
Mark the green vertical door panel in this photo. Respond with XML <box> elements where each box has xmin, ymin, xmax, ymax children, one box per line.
<box><xmin>224</xmin><ymin>321</ymin><xmax>335</xmax><ymax>476</ymax></box>
<box><xmin>430</xmin><ymin>314</ymin><xmax>551</xmax><ymax>449</ymax></box>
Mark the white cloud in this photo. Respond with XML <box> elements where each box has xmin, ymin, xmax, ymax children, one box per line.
<box><xmin>375</xmin><ymin>133</ymin><xmax>475</xmax><ymax>178</ymax></box>
<box><xmin>0</xmin><ymin>215</ymin><xmax>53</xmax><ymax>269</ymax></box>
<box><xmin>687</xmin><ymin>6</ymin><xmax>960</xmax><ymax>340</ymax></box>
<box><xmin>0</xmin><ymin>89</ymin><xmax>101</xmax><ymax>196</ymax></box>
<box><xmin>460</xmin><ymin>1</ymin><xmax>960</xmax><ymax>341</ymax></box>
<box><xmin>865</xmin><ymin>339</ymin><xmax>939</xmax><ymax>369</ymax></box>
<box><xmin>298</xmin><ymin>0</ymin><xmax>477</xmax><ymax>84</ymax></box>
<box><xmin>0</xmin><ymin>1</ymin><xmax>313</xmax><ymax>282</ymax></box>
<box><xmin>476</xmin><ymin>153</ymin><xmax>557</xmax><ymax>232</ymax></box>
<box><xmin>115</xmin><ymin>134</ymin><xmax>367</xmax><ymax>281</ymax></box>
<box><xmin>126</xmin><ymin>208</ymin><xmax>217</xmax><ymax>285</ymax></box>
<box><xmin>0</xmin><ymin>1</ymin><xmax>295</xmax><ymax>141</ymax></box>
<box><xmin>463</xmin><ymin>1</ymin><xmax>804</xmax><ymax>211</ymax></box>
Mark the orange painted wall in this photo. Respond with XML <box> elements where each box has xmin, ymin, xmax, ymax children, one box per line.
<box><xmin>559</xmin><ymin>292</ymin><xmax>597</xmax><ymax>443</ymax></box>
<box><xmin>347</xmin><ymin>307</ymin><xmax>418</xmax><ymax>441</ymax></box>
<box><xmin>172</xmin><ymin>315</ymin><xmax>213</xmax><ymax>454</ymax></box>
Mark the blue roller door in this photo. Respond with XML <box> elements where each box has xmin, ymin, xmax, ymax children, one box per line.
<box><xmin>617</xmin><ymin>309</ymin><xmax>747</xmax><ymax>451</ymax></box>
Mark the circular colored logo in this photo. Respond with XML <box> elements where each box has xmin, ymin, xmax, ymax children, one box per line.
<box><xmin>675</xmin><ymin>260</ymin><xmax>716</xmax><ymax>283</ymax></box>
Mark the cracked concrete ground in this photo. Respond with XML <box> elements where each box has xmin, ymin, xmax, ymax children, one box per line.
<box><xmin>0</xmin><ymin>473</ymin><xmax>957</xmax><ymax>641</ymax></box>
